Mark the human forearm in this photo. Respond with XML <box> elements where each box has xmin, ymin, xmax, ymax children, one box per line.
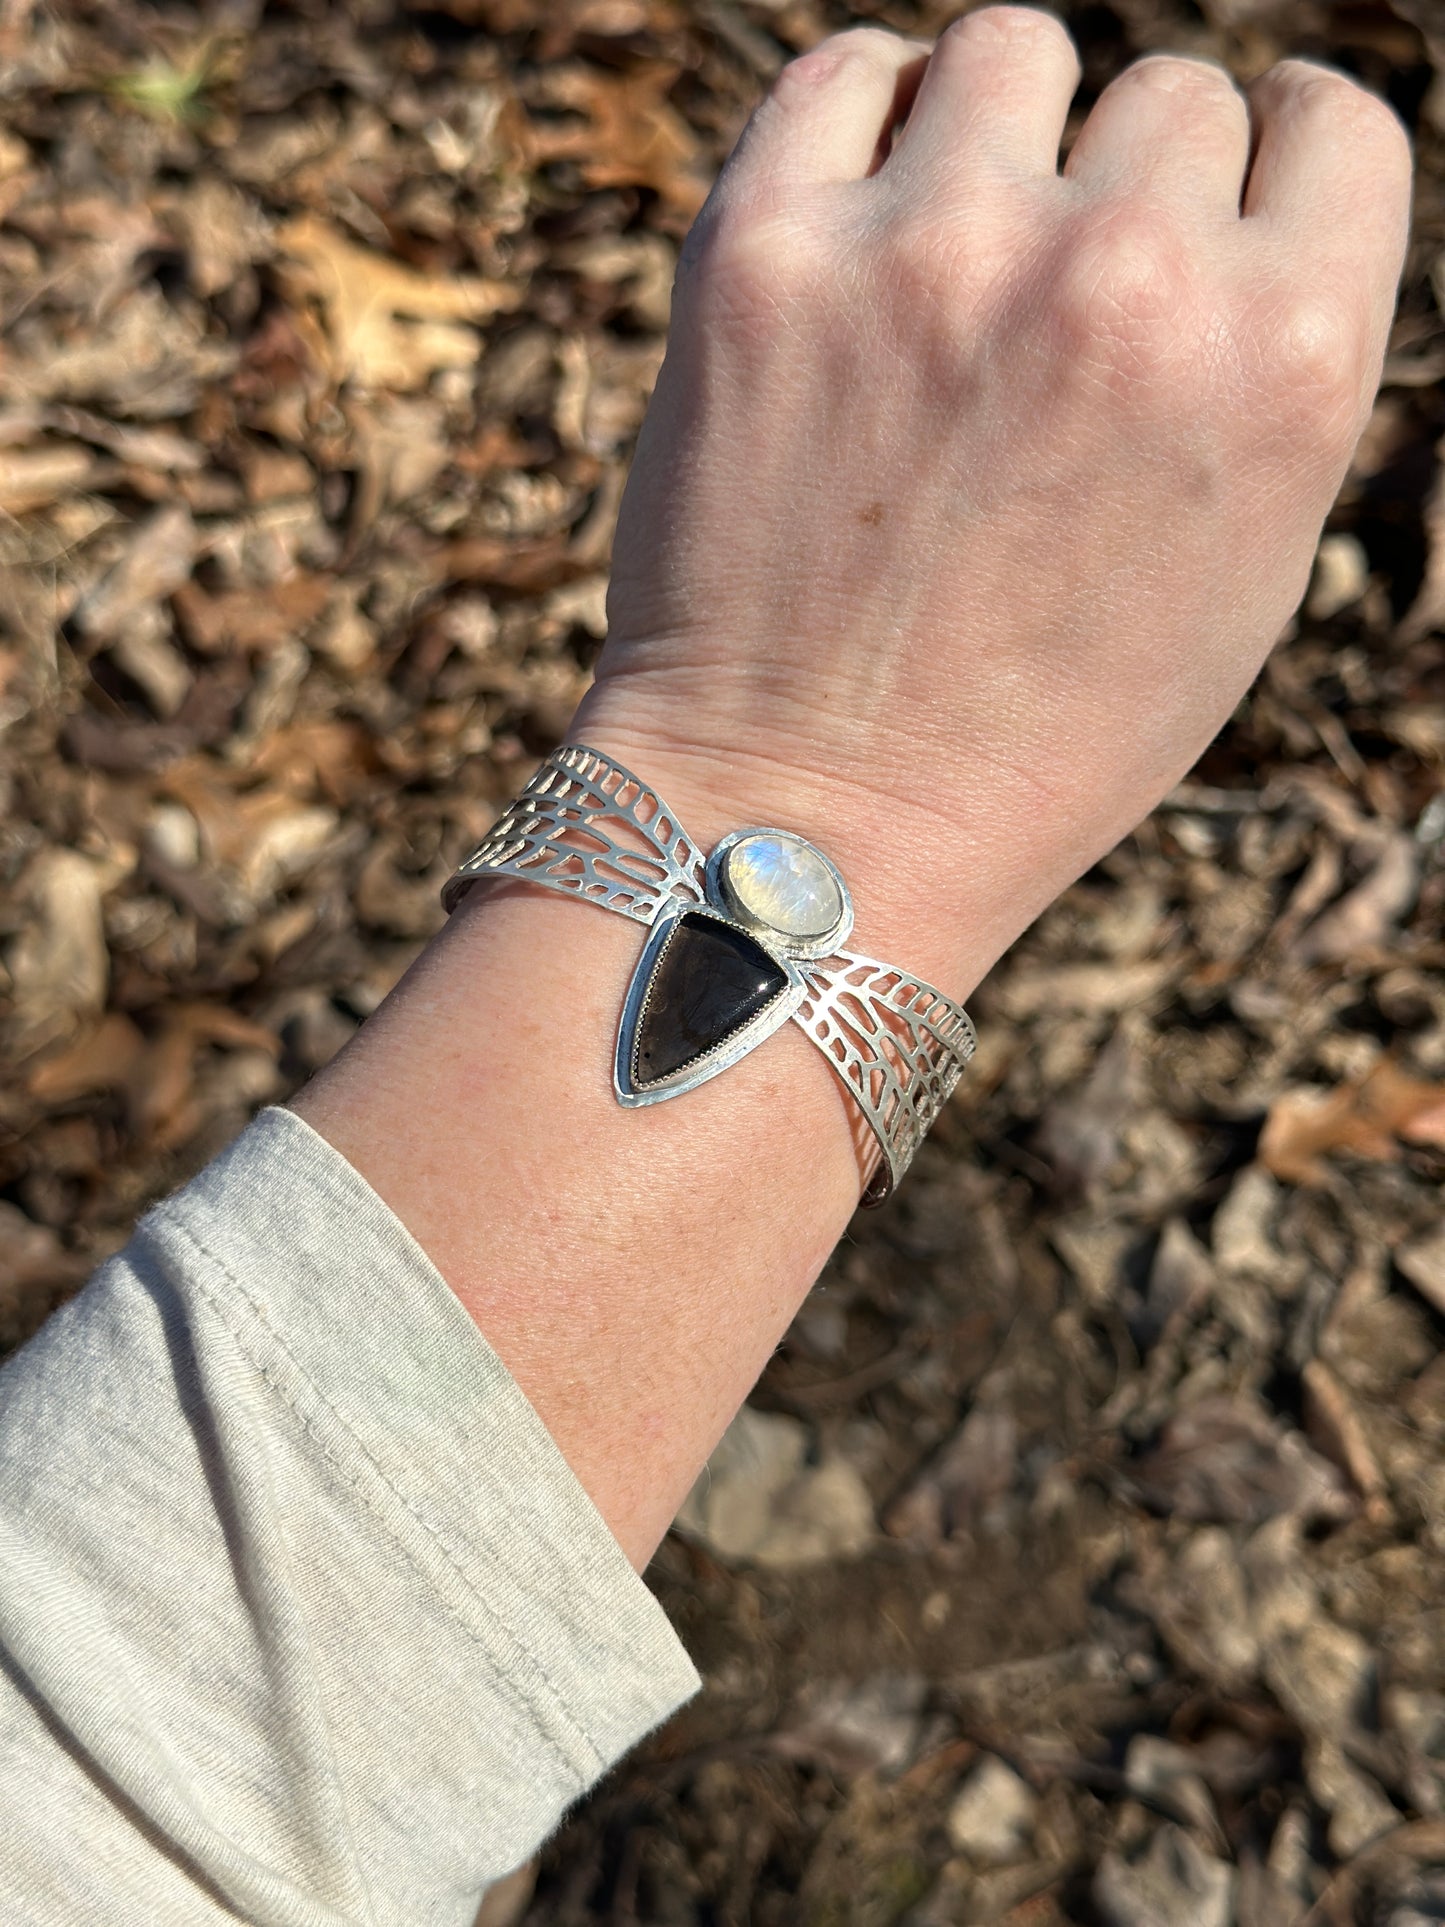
<box><xmin>0</xmin><ymin>1111</ymin><xmax>697</xmax><ymax>1920</ymax></box>
<box><xmin>294</xmin><ymin>9</ymin><xmax>1410</xmax><ymax>1572</ymax></box>
<box><xmin>289</xmin><ymin>773</ymin><xmax>919</xmax><ymax>1572</ymax></box>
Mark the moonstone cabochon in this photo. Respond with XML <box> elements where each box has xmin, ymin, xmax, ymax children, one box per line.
<box><xmin>721</xmin><ymin>832</ymin><xmax>844</xmax><ymax>942</ymax></box>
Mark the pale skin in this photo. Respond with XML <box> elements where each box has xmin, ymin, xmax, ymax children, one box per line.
<box><xmin>292</xmin><ymin>9</ymin><xmax>1412</xmax><ymax>1569</ymax></box>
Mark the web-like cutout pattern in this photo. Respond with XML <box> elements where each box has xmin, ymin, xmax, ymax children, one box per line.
<box><xmin>442</xmin><ymin>743</ymin><xmax>976</xmax><ymax>1205</ymax></box>
<box><xmin>795</xmin><ymin>950</ymin><xmax>977</xmax><ymax>1206</ymax></box>
<box><xmin>442</xmin><ymin>743</ymin><xmax>707</xmax><ymax>923</ymax></box>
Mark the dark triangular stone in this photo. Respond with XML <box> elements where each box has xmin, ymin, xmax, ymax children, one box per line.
<box><xmin>634</xmin><ymin>913</ymin><xmax>788</xmax><ymax>1086</ymax></box>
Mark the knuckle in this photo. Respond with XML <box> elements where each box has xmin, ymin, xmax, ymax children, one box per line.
<box><xmin>942</xmin><ymin>5</ymin><xmax>1075</xmax><ymax>60</ymax></box>
<box><xmin>1330</xmin><ymin>79</ymin><xmax>1412</xmax><ymax>166</ymax></box>
<box><xmin>1259</xmin><ymin>56</ymin><xmax>1355</xmax><ymax>108</ymax></box>
<box><xmin>1050</xmin><ymin>207</ymin><xmax>1199</xmax><ymax>372</ymax></box>
<box><xmin>830</xmin><ymin>23</ymin><xmax>905</xmax><ymax>60</ymax></box>
<box><xmin>876</xmin><ymin>210</ymin><xmax>1004</xmax><ymax>326</ymax></box>
<box><xmin>877</xmin><ymin>216</ymin><xmax>955</xmax><ymax>308</ymax></box>
<box><xmin>1260</xmin><ymin>59</ymin><xmax>1406</xmax><ymax>147</ymax></box>
<box><xmin>1254</xmin><ymin>288</ymin><xmax>1363</xmax><ymax>431</ymax></box>
<box><xmin>775</xmin><ymin>25</ymin><xmax>900</xmax><ymax>92</ymax></box>
<box><xmin>683</xmin><ymin>198</ymin><xmax>829</xmax><ymax>329</ymax></box>
<box><xmin>1123</xmin><ymin>53</ymin><xmax>1242</xmax><ymax>105</ymax></box>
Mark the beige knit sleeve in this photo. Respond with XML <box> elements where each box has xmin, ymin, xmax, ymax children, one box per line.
<box><xmin>0</xmin><ymin>1105</ymin><xmax>699</xmax><ymax>1925</ymax></box>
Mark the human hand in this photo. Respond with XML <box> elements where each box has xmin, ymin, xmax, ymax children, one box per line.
<box><xmin>571</xmin><ymin>8</ymin><xmax>1412</xmax><ymax>996</ymax></box>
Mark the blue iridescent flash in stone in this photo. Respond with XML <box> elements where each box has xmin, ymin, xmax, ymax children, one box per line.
<box><xmin>722</xmin><ymin>832</ymin><xmax>843</xmax><ymax>941</ymax></box>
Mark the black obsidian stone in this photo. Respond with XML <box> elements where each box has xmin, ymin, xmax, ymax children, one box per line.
<box><xmin>634</xmin><ymin>913</ymin><xmax>788</xmax><ymax>1086</ymax></box>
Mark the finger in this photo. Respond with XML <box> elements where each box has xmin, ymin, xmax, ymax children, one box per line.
<box><xmin>723</xmin><ymin>29</ymin><xmax>931</xmax><ymax>191</ymax></box>
<box><xmin>1243</xmin><ymin>59</ymin><xmax>1412</xmax><ymax>277</ymax></box>
<box><xmin>1064</xmin><ymin>55</ymin><xmax>1250</xmax><ymax>212</ymax></box>
<box><xmin>888</xmin><ymin>7</ymin><xmax>1081</xmax><ymax>183</ymax></box>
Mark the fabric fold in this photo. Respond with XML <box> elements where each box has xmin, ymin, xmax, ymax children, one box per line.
<box><xmin>0</xmin><ymin>1104</ymin><xmax>699</xmax><ymax>1925</ymax></box>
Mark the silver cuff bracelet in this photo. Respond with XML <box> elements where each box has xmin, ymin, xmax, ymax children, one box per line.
<box><xmin>441</xmin><ymin>743</ymin><xmax>975</xmax><ymax>1205</ymax></box>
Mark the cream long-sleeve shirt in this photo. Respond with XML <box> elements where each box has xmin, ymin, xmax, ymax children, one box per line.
<box><xmin>0</xmin><ymin>1105</ymin><xmax>701</xmax><ymax>1923</ymax></box>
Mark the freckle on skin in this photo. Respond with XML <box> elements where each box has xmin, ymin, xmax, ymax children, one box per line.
<box><xmin>859</xmin><ymin>501</ymin><xmax>886</xmax><ymax>526</ymax></box>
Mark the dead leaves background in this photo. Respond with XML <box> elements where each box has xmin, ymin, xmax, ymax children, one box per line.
<box><xmin>1</xmin><ymin>0</ymin><xmax>1444</xmax><ymax>1923</ymax></box>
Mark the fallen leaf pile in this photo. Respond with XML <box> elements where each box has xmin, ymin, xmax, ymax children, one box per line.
<box><xmin>2</xmin><ymin>1</ymin><xmax>1444</xmax><ymax>1924</ymax></box>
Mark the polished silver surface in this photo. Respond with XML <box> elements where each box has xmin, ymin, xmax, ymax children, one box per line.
<box><xmin>442</xmin><ymin>743</ymin><xmax>976</xmax><ymax>1205</ymax></box>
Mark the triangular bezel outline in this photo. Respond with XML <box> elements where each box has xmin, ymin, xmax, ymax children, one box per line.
<box><xmin>614</xmin><ymin>904</ymin><xmax>806</xmax><ymax>1107</ymax></box>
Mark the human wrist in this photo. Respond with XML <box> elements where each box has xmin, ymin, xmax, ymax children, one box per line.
<box><xmin>565</xmin><ymin>684</ymin><xmax>1019</xmax><ymax>1005</ymax></box>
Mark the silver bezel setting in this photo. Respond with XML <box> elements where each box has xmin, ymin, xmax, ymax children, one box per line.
<box><xmin>704</xmin><ymin>826</ymin><xmax>854</xmax><ymax>961</ymax></box>
<box><xmin>614</xmin><ymin>903</ymin><xmax>807</xmax><ymax>1106</ymax></box>
<box><xmin>441</xmin><ymin>745</ymin><xmax>977</xmax><ymax>1205</ymax></box>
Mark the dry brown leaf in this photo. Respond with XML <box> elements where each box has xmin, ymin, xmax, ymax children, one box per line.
<box><xmin>249</xmin><ymin>718</ymin><xmax>381</xmax><ymax>804</ymax></box>
<box><xmin>1294</xmin><ymin>833</ymin><xmax>1420</xmax><ymax>963</ymax></box>
<box><xmin>0</xmin><ymin>444</ymin><xmax>106</xmax><ymax>513</ymax></box>
<box><xmin>1129</xmin><ymin>1396</ymin><xmax>1351</xmax><ymax>1527</ymax></box>
<box><xmin>168</xmin><ymin>1004</ymin><xmax>281</xmax><ymax>1056</ymax></box>
<box><xmin>5</xmin><ymin>849</ymin><xmax>113</xmax><ymax>1053</ymax></box>
<box><xmin>25</xmin><ymin>1011</ymin><xmax>146</xmax><ymax>1103</ymax></box>
<box><xmin>275</xmin><ymin>215</ymin><xmax>519</xmax><ymax>389</ymax></box>
<box><xmin>1396</xmin><ymin>1226</ymin><xmax>1445</xmax><ymax>1317</ymax></box>
<box><xmin>999</xmin><ymin>958</ymin><xmax>1177</xmax><ymax>1019</ymax></box>
<box><xmin>240</xmin><ymin>445</ymin><xmax>313</xmax><ymax>506</ymax></box>
<box><xmin>165</xmin><ymin>174</ymin><xmax>271</xmax><ymax>299</ymax></box>
<box><xmin>16</xmin><ymin>282</ymin><xmax>236</xmax><ymax>417</ymax></box>
<box><xmin>173</xmin><ymin>575</ymin><xmax>331</xmax><ymax>655</ymax></box>
<box><xmin>1399</xmin><ymin>429</ymin><xmax>1445</xmax><ymax>643</ymax></box>
<box><xmin>126</xmin><ymin>1005</ymin><xmax>281</xmax><ymax>1149</ymax></box>
<box><xmin>526</xmin><ymin>64</ymin><xmax>710</xmax><ymax>219</ymax></box>
<box><xmin>1034</xmin><ymin>1024</ymin><xmax>1139</xmax><ymax>1197</ymax></box>
<box><xmin>558</xmin><ymin>231</ymin><xmax>675</xmax><ymax>330</ymax></box>
<box><xmin>73</xmin><ymin>502</ymin><xmax>196</xmax><ymax>642</ymax></box>
<box><xmin>882</xmin><ymin>1390</ymin><xmax>1018</xmax><ymax>1546</ymax></box>
<box><xmin>109</xmin><ymin>624</ymin><xmax>193</xmax><ymax>720</ymax></box>
<box><xmin>161</xmin><ymin>758</ymin><xmax>338</xmax><ymax>902</ymax></box>
<box><xmin>349</xmin><ymin>394</ymin><xmax>452</xmax><ymax>532</ymax></box>
<box><xmin>230</xmin><ymin>795</ymin><xmax>339</xmax><ymax>899</ymax></box>
<box><xmin>1260</xmin><ymin>1060</ymin><xmax>1445</xmax><ymax>1185</ymax></box>
<box><xmin>44</xmin><ymin>407</ymin><xmax>205</xmax><ymax>475</ymax></box>
<box><xmin>0</xmin><ymin>1203</ymin><xmax>92</xmax><ymax>1353</ymax></box>
<box><xmin>308</xmin><ymin>584</ymin><xmax>377</xmax><ymax>672</ymax></box>
<box><xmin>1302</xmin><ymin>1360</ymin><xmax>1388</xmax><ymax>1512</ymax></box>
<box><xmin>437</xmin><ymin>531</ymin><xmax>575</xmax><ymax>593</ymax></box>
<box><xmin>1384</xmin><ymin>703</ymin><xmax>1445</xmax><ymax>760</ymax></box>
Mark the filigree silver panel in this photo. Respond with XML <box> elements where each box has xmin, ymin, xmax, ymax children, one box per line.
<box><xmin>794</xmin><ymin>950</ymin><xmax>977</xmax><ymax>1206</ymax></box>
<box><xmin>441</xmin><ymin>743</ymin><xmax>706</xmax><ymax>922</ymax></box>
<box><xmin>442</xmin><ymin>743</ymin><xmax>976</xmax><ymax>1206</ymax></box>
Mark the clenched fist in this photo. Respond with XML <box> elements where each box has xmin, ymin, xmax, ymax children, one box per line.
<box><xmin>572</xmin><ymin>8</ymin><xmax>1412</xmax><ymax>995</ymax></box>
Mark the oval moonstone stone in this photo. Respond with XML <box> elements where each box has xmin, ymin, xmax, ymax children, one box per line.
<box><xmin>722</xmin><ymin>832</ymin><xmax>843</xmax><ymax>942</ymax></box>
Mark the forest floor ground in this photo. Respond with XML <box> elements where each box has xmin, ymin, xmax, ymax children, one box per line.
<box><xmin>3</xmin><ymin>1</ymin><xmax>1445</xmax><ymax>1921</ymax></box>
